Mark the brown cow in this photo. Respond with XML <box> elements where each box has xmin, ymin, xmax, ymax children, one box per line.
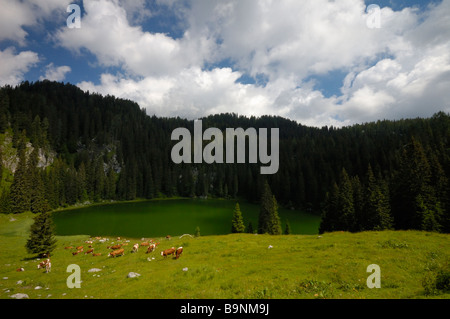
<box><xmin>146</xmin><ymin>243</ymin><xmax>156</xmax><ymax>253</ymax></box>
<box><xmin>37</xmin><ymin>259</ymin><xmax>51</xmax><ymax>273</ymax></box>
<box><xmin>65</xmin><ymin>246</ymin><xmax>73</xmax><ymax>250</ymax></box>
<box><xmin>108</xmin><ymin>248</ymin><xmax>124</xmax><ymax>257</ymax></box>
<box><xmin>92</xmin><ymin>253</ymin><xmax>102</xmax><ymax>257</ymax></box>
<box><xmin>175</xmin><ymin>247</ymin><xmax>183</xmax><ymax>259</ymax></box>
<box><xmin>76</xmin><ymin>246</ymin><xmax>83</xmax><ymax>250</ymax></box>
<box><xmin>85</xmin><ymin>248</ymin><xmax>94</xmax><ymax>254</ymax></box>
<box><xmin>108</xmin><ymin>244</ymin><xmax>122</xmax><ymax>250</ymax></box>
<box><xmin>140</xmin><ymin>242</ymin><xmax>150</xmax><ymax>246</ymax></box>
<box><xmin>161</xmin><ymin>247</ymin><xmax>176</xmax><ymax>257</ymax></box>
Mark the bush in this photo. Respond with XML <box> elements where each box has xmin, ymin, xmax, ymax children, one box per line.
<box><xmin>422</xmin><ymin>268</ymin><xmax>450</xmax><ymax>295</ymax></box>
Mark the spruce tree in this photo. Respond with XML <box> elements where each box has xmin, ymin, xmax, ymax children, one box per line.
<box><xmin>10</xmin><ymin>131</ymin><xmax>30</xmax><ymax>214</ymax></box>
<box><xmin>258</xmin><ymin>180</ymin><xmax>273</xmax><ymax>234</ymax></box>
<box><xmin>247</xmin><ymin>221</ymin><xmax>254</xmax><ymax>234</ymax></box>
<box><xmin>25</xmin><ymin>211</ymin><xmax>57</xmax><ymax>257</ymax></box>
<box><xmin>284</xmin><ymin>219</ymin><xmax>292</xmax><ymax>235</ymax></box>
<box><xmin>258</xmin><ymin>181</ymin><xmax>282</xmax><ymax>235</ymax></box>
<box><xmin>336</xmin><ymin>168</ymin><xmax>355</xmax><ymax>231</ymax></box>
<box><xmin>231</xmin><ymin>203</ymin><xmax>245</xmax><ymax>233</ymax></box>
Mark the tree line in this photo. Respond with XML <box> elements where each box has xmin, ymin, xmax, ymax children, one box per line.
<box><xmin>0</xmin><ymin>81</ymin><xmax>449</xmax><ymax>234</ymax></box>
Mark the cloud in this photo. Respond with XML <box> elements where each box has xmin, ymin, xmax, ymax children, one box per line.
<box><xmin>0</xmin><ymin>47</ymin><xmax>39</xmax><ymax>86</ymax></box>
<box><xmin>0</xmin><ymin>0</ymin><xmax>71</xmax><ymax>45</ymax></box>
<box><xmin>54</xmin><ymin>0</ymin><xmax>450</xmax><ymax>126</ymax></box>
<box><xmin>39</xmin><ymin>63</ymin><xmax>71</xmax><ymax>82</ymax></box>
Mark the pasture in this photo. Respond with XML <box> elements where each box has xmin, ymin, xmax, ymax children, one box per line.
<box><xmin>51</xmin><ymin>199</ymin><xmax>321</xmax><ymax>237</ymax></box>
<box><xmin>0</xmin><ymin>210</ymin><xmax>449</xmax><ymax>299</ymax></box>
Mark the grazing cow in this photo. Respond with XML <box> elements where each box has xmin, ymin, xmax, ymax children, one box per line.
<box><xmin>16</xmin><ymin>267</ymin><xmax>24</xmax><ymax>272</ymax></box>
<box><xmin>85</xmin><ymin>248</ymin><xmax>94</xmax><ymax>254</ymax></box>
<box><xmin>146</xmin><ymin>243</ymin><xmax>156</xmax><ymax>253</ymax></box>
<box><xmin>161</xmin><ymin>247</ymin><xmax>176</xmax><ymax>258</ymax></box>
<box><xmin>92</xmin><ymin>253</ymin><xmax>102</xmax><ymax>257</ymax></box>
<box><xmin>175</xmin><ymin>247</ymin><xmax>183</xmax><ymax>259</ymax></box>
<box><xmin>64</xmin><ymin>246</ymin><xmax>73</xmax><ymax>250</ymax></box>
<box><xmin>109</xmin><ymin>244</ymin><xmax>122</xmax><ymax>250</ymax></box>
<box><xmin>38</xmin><ymin>259</ymin><xmax>51</xmax><ymax>273</ymax></box>
<box><xmin>72</xmin><ymin>251</ymin><xmax>79</xmax><ymax>256</ymax></box>
<box><xmin>165</xmin><ymin>235</ymin><xmax>171</xmax><ymax>240</ymax></box>
<box><xmin>108</xmin><ymin>248</ymin><xmax>124</xmax><ymax>257</ymax></box>
<box><xmin>140</xmin><ymin>242</ymin><xmax>150</xmax><ymax>246</ymax></box>
<box><xmin>76</xmin><ymin>246</ymin><xmax>83</xmax><ymax>250</ymax></box>
<box><xmin>132</xmin><ymin>244</ymin><xmax>139</xmax><ymax>253</ymax></box>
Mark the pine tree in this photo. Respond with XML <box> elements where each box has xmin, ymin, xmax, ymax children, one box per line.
<box><xmin>258</xmin><ymin>181</ymin><xmax>282</xmax><ymax>235</ymax></box>
<box><xmin>284</xmin><ymin>219</ymin><xmax>292</xmax><ymax>235</ymax></box>
<box><xmin>231</xmin><ymin>202</ymin><xmax>245</xmax><ymax>233</ymax></box>
<box><xmin>319</xmin><ymin>183</ymin><xmax>339</xmax><ymax>234</ymax></box>
<box><xmin>9</xmin><ymin>131</ymin><xmax>30</xmax><ymax>214</ymax></box>
<box><xmin>391</xmin><ymin>137</ymin><xmax>441</xmax><ymax>231</ymax></box>
<box><xmin>25</xmin><ymin>211</ymin><xmax>57</xmax><ymax>257</ymax></box>
<box><xmin>336</xmin><ymin>168</ymin><xmax>355</xmax><ymax>231</ymax></box>
<box><xmin>247</xmin><ymin>221</ymin><xmax>254</xmax><ymax>234</ymax></box>
<box><xmin>258</xmin><ymin>180</ymin><xmax>273</xmax><ymax>234</ymax></box>
<box><xmin>269</xmin><ymin>195</ymin><xmax>282</xmax><ymax>235</ymax></box>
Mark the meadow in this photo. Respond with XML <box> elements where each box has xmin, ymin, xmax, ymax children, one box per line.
<box><xmin>0</xmin><ymin>202</ymin><xmax>449</xmax><ymax>299</ymax></box>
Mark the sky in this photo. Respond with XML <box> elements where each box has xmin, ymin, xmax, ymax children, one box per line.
<box><xmin>0</xmin><ymin>0</ymin><xmax>449</xmax><ymax>127</ymax></box>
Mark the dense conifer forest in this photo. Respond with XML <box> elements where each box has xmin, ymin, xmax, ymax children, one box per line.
<box><xmin>0</xmin><ymin>81</ymin><xmax>449</xmax><ymax>233</ymax></box>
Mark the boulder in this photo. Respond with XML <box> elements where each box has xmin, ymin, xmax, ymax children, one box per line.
<box><xmin>10</xmin><ymin>293</ymin><xmax>29</xmax><ymax>299</ymax></box>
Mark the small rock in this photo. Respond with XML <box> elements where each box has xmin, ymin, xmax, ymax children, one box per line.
<box><xmin>88</xmin><ymin>268</ymin><xmax>102</xmax><ymax>273</ymax></box>
<box><xmin>3</xmin><ymin>277</ymin><xmax>8</xmax><ymax>280</ymax></box>
<box><xmin>35</xmin><ymin>286</ymin><xmax>42</xmax><ymax>290</ymax></box>
<box><xmin>182</xmin><ymin>267</ymin><xmax>188</xmax><ymax>272</ymax></box>
<box><xmin>11</xmin><ymin>293</ymin><xmax>29</xmax><ymax>299</ymax></box>
<box><xmin>127</xmin><ymin>272</ymin><xmax>141</xmax><ymax>278</ymax></box>
<box><xmin>16</xmin><ymin>280</ymin><xmax>23</xmax><ymax>285</ymax></box>
<box><xmin>268</xmin><ymin>245</ymin><xmax>273</xmax><ymax>249</ymax></box>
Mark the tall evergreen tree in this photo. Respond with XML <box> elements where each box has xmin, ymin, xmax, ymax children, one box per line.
<box><xmin>258</xmin><ymin>181</ymin><xmax>282</xmax><ymax>235</ymax></box>
<box><xmin>25</xmin><ymin>211</ymin><xmax>57</xmax><ymax>257</ymax></box>
<box><xmin>231</xmin><ymin>202</ymin><xmax>245</xmax><ymax>233</ymax></box>
<box><xmin>336</xmin><ymin>168</ymin><xmax>355</xmax><ymax>231</ymax></box>
<box><xmin>9</xmin><ymin>131</ymin><xmax>30</xmax><ymax>214</ymax></box>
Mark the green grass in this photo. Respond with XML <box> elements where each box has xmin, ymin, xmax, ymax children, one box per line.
<box><xmin>0</xmin><ymin>210</ymin><xmax>449</xmax><ymax>299</ymax></box>
<box><xmin>51</xmin><ymin>198</ymin><xmax>321</xmax><ymax>237</ymax></box>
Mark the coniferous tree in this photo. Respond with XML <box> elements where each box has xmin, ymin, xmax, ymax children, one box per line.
<box><xmin>284</xmin><ymin>219</ymin><xmax>292</xmax><ymax>235</ymax></box>
<box><xmin>336</xmin><ymin>168</ymin><xmax>355</xmax><ymax>231</ymax></box>
<box><xmin>231</xmin><ymin>202</ymin><xmax>245</xmax><ymax>233</ymax></box>
<box><xmin>258</xmin><ymin>180</ymin><xmax>273</xmax><ymax>234</ymax></box>
<box><xmin>258</xmin><ymin>181</ymin><xmax>282</xmax><ymax>235</ymax></box>
<box><xmin>9</xmin><ymin>131</ymin><xmax>30</xmax><ymax>214</ymax></box>
<box><xmin>391</xmin><ymin>137</ymin><xmax>441</xmax><ymax>231</ymax></box>
<box><xmin>247</xmin><ymin>221</ymin><xmax>254</xmax><ymax>234</ymax></box>
<box><xmin>25</xmin><ymin>211</ymin><xmax>57</xmax><ymax>257</ymax></box>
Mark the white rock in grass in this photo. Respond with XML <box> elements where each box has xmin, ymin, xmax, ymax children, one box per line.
<box><xmin>127</xmin><ymin>272</ymin><xmax>141</xmax><ymax>278</ymax></box>
<box><xmin>10</xmin><ymin>293</ymin><xmax>29</xmax><ymax>299</ymax></box>
<box><xmin>88</xmin><ymin>268</ymin><xmax>102</xmax><ymax>273</ymax></box>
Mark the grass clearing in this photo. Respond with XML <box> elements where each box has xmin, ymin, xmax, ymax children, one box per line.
<box><xmin>0</xmin><ymin>211</ymin><xmax>449</xmax><ymax>299</ymax></box>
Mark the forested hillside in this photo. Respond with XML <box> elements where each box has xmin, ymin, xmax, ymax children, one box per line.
<box><xmin>0</xmin><ymin>81</ymin><xmax>449</xmax><ymax>233</ymax></box>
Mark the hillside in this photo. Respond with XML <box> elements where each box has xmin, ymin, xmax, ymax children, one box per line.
<box><xmin>1</xmin><ymin>81</ymin><xmax>450</xmax><ymax>233</ymax></box>
<box><xmin>0</xmin><ymin>212</ymin><xmax>448</xmax><ymax>299</ymax></box>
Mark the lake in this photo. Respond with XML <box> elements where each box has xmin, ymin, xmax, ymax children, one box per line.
<box><xmin>52</xmin><ymin>199</ymin><xmax>320</xmax><ymax>238</ymax></box>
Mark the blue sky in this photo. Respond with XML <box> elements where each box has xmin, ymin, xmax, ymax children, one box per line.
<box><xmin>0</xmin><ymin>0</ymin><xmax>449</xmax><ymax>127</ymax></box>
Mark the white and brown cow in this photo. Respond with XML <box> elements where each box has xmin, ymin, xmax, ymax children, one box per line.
<box><xmin>175</xmin><ymin>247</ymin><xmax>183</xmax><ymax>259</ymax></box>
<box><xmin>37</xmin><ymin>259</ymin><xmax>51</xmax><ymax>273</ymax></box>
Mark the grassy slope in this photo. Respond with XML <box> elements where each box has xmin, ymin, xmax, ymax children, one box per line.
<box><xmin>0</xmin><ymin>212</ymin><xmax>448</xmax><ymax>299</ymax></box>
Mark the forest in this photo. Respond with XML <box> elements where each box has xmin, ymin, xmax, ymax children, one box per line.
<box><xmin>0</xmin><ymin>80</ymin><xmax>449</xmax><ymax>233</ymax></box>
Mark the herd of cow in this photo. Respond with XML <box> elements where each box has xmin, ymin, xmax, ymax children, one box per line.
<box><xmin>36</xmin><ymin>236</ymin><xmax>184</xmax><ymax>273</ymax></box>
<box><xmin>64</xmin><ymin>236</ymin><xmax>184</xmax><ymax>260</ymax></box>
